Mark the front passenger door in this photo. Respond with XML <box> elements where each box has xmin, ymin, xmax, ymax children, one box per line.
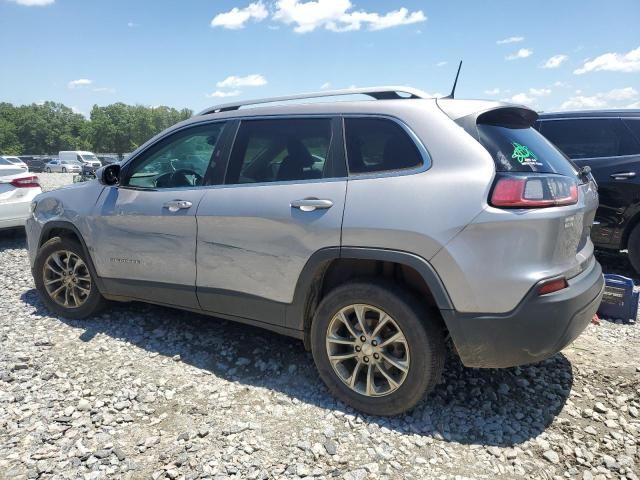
<box><xmin>91</xmin><ymin>121</ymin><xmax>230</xmax><ymax>308</ymax></box>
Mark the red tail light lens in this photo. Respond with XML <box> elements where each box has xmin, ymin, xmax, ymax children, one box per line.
<box><xmin>538</xmin><ymin>277</ymin><xmax>568</xmax><ymax>295</ymax></box>
<box><xmin>10</xmin><ymin>176</ymin><xmax>40</xmax><ymax>188</ymax></box>
<box><xmin>491</xmin><ymin>174</ymin><xmax>578</xmax><ymax>208</ymax></box>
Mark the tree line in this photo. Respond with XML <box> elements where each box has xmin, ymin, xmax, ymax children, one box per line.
<box><xmin>0</xmin><ymin>101</ymin><xmax>193</xmax><ymax>156</ymax></box>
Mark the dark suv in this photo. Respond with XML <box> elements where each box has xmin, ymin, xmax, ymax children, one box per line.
<box><xmin>536</xmin><ymin>111</ymin><xmax>640</xmax><ymax>270</ymax></box>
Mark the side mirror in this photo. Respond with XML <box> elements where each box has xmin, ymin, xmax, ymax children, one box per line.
<box><xmin>97</xmin><ymin>164</ymin><xmax>121</xmax><ymax>186</ymax></box>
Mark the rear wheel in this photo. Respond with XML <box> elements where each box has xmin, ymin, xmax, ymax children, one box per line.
<box><xmin>311</xmin><ymin>280</ymin><xmax>445</xmax><ymax>416</ymax></box>
<box><xmin>46</xmin><ymin>167</ymin><xmax>51</xmax><ymax>173</ymax></box>
<box><xmin>34</xmin><ymin>236</ymin><xmax>106</xmax><ymax>319</ymax></box>
<box><xmin>61</xmin><ymin>167</ymin><xmax>67</xmax><ymax>173</ymax></box>
<box><xmin>628</xmin><ymin>225</ymin><xmax>640</xmax><ymax>274</ymax></box>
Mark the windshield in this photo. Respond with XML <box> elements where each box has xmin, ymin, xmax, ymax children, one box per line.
<box><xmin>477</xmin><ymin>124</ymin><xmax>577</xmax><ymax>177</ymax></box>
<box><xmin>81</xmin><ymin>154</ymin><xmax>99</xmax><ymax>162</ymax></box>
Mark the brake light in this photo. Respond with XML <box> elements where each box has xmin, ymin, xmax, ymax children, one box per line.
<box><xmin>10</xmin><ymin>176</ymin><xmax>40</xmax><ymax>188</ymax></box>
<box><xmin>538</xmin><ymin>277</ymin><xmax>568</xmax><ymax>295</ymax></box>
<box><xmin>491</xmin><ymin>174</ymin><xmax>578</xmax><ymax>208</ymax></box>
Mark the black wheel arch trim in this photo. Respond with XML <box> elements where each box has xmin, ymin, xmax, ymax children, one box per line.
<box><xmin>287</xmin><ymin>246</ymin><xmax>454</xmax><ymax>337</ymax></box>
<box><xmin>37</xmin><ymin>221</ymin><xmax>106</xmax><ymax>294</ymax></box>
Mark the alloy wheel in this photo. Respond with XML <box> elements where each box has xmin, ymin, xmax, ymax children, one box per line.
<box><xmin>42</xmin><ymin>250</ymin><xmax>92</xmax><ymax>308</ymax></box>
<box><xmin>325</xmin><ymin>304</ymin><xmax>410</xmax><ymax>397</ymax></box>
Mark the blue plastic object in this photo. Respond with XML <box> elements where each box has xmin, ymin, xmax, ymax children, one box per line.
<box><xmin>597</xmin><ymin>274</ymin><xmax>638</xmax><ymax>323</ymax></box>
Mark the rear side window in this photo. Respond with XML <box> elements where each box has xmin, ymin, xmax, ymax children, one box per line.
<box><xmin>539</xmin><ymin>118</ymin><xmax>640</xmax><ymax>159</ymax></box>
<box><xmin>623</xmin><ymin>119</ymin><xmax>640</xmax><ymax>143</ymax></box>
<box><xmin>344</xmin><ymin>118</ymin><xmax>423</xmax><ymax>174</ymax></box>
<box><xmin>477</xmin><ymin>124</ymin><xmax>577</xmax><ymax>176</ymax></box>
<box><xmin>227</xmin><ymin>118</ymin><xmax>332</xmax><ymax>184</ymax></box>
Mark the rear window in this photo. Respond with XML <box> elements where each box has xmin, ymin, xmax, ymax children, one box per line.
<box><xmin>477</xmin><ymin>124</ymin><xmax>577</xmax><ymax>177</ymax></box>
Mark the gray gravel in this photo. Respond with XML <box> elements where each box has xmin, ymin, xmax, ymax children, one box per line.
<box><xmin>1</xmin><ymin>173</ymin><xmax>639</xmax><ymax>479</ymax></box>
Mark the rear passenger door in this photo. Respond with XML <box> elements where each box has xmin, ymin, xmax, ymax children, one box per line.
<box><xmin>539</xmin><ymin>118</ymin><xmax>640</xmax><ymax>247</ymax></box>
<box><xmin>195</xmin><ymin>117</ymin><xmax>347</xmax><ymax>329</ymax></box>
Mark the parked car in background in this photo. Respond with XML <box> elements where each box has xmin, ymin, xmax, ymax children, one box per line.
<box><xmin>1</xmin><ymin>155</ymin><xmax>28</xmax><ymax>171</ymax></box>
<box><xmin>536</xmin><ymin>110</ymin><xmax>640</xmax><ymax>271</ymax></box>
<box><xmin>27</xmin><ymin>87</ymin><xmax>603</xmax><ymax>415</ymax></box>
<box><xmin>59</xmin><ymin>151</ymin><xmax>102</xmax><ymax>169</ymax></box>
<box><xmin>98</xmin><ymin>155</ymin><xmax>119</xmax><ymax>166</ymax></box>
<box><xmin>21</xmin><ymin>156</ymin><xmax>46</xmax><ymax>173</ymax></box>
<box><xmin>0</xmin><ymin>170</ymin><xmax>41</xmax><ymax>230</ymax></box>
<box><xmin>45</xmin><ymin>159</ymin><xmax>82</xmax><ymax>173</ymax></box>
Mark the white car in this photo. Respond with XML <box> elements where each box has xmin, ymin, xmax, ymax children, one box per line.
<box><xmin>1</xmin><ymin>155</ymin><xmax>29</xmax><ymax>171</ymax></box>
<box><xmin>45</xmin><ymin>159</ymin><xmax>82</xmax><ymax>173</ymax></box>
<box><xmin>0</xmin><ymin>171</ymin><xmax>42</xmax><ymax>230</ymax></box>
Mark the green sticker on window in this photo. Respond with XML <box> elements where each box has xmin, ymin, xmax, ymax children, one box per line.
<box><xmin>511</xmin><ymin>142</ymin><xmax>538</xmax><ymax>165</ymax></box>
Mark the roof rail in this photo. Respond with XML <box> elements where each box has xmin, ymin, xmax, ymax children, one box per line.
<box><xmin>197</xmin><ymin>86</ymin><xmax>431</xmax><ymax>116</ymax></box>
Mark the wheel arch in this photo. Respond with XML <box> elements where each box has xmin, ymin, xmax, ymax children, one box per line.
<box><xmin>38</xmin><ymin>221</ymin><xmax>104</xmax><ymax>293</ymax></box>
<box><xmin>286</xmin><ymin>247</ymin><xmax>454</xmax><ymax>348</ymax></box>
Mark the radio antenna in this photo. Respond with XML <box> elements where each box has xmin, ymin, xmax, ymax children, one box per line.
<box><xmin>444</xmin><ymin>61</ymin><xmax>463</xmax><ymax>99</ymax></box>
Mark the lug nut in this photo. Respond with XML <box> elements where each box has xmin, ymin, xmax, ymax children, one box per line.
<box><xmin>373</xmin><ymin>353</ymin><xmax>380</xmax><ymax>360</ymax></box>
<box><xmin>360</xmin><ymin>335</ymin><xmax>366</xmax><ymax>342</ymax></box>
<box><xmin>371</xmin><ymin>340</ymin><xmax>378</xmax><ymax>346</ymax></box>
<box><xmin>363</xmin><ymin>356</ymin><xmax>369</xmax><ymax>363</ymax></box>
<box><xmin>355</xmin><ymin>346</ymin><xmax>361</xmax><ymax>352</ymax></box>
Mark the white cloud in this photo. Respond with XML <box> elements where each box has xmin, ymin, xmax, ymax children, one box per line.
<box><xmin>509</xmin><ymin>93</ymin><xmax>535</xmax><ymax>105</ymax></box>
<box><xmin>320</xmin><ymin>82</ymin><xmax>331</xmax><ymax>89</ymax></box>
<box><xmin>216</xmin><ymin>74</ymin><xmax>267</xmax><ymax>88</ymax></box>
<box><xmin>542</xmin><ymin>54</ymin><xmax>568</xmax><ymax>69</ymax></box>
<box><xmin>272</xmin><ymin>0</ymin><xmax>426</xmax><ymax>33</ymax></box>
<box><xmin>7</xmin><ymin>0</ymin><xmax>54</xmax><ymax>5</ymax></box>
<box><xmin>560</xmin><ymin>87</ymin><xmax>639</xmax><ymax>110</ymax></box>
<box><xmin>574</xmin><ymin>46</ymin><xmax>640</xmax><ymax>74</ymax></box>
<box><xmin>93</xmin><ymin>87</ymin><xmax>116</xmax><ymax>94</ymax></box>
<box><xmin>506</xmin><ymin>48</ymin><xmax>533</xmax><ymax>60</ymax></box>
<box><xmin>67</xmin><ymin>79</ymin><xmax>93</xmax><ymax>89</ymax></box>
<box><xmin>484</xmin><ymin>88</ymin><xmax>500</xmax><ymax>95</ymax></box>
<box><xmin>211</xmin><ymin>1</ymin><xmax>269</xmax><ymax>29</ymax></box>
<box><xmin>553</xmin><ymin>81</ymin><xmax>570</xmax><ymax>88</ymax></box>
<box><xmin>206</xmin><ymin>90</ymin><xmax>241</xmax><ymax>98</ymax></box>
<box><xmin>436</xmin><ymin>61</ymin><xmax>448</xmax><ymax>67</ymax></box>
<box><xmin>496</xmin><ymin>36</ymin><xmax>524</xmax><ymax>45</ymax></box>
<box><xmin>127</xmin><ymin>22</ymin><xmax>139</xmax><ymax>28</ymax></box>
<box><xmin>628</xmin><ymin>101</ymin><xmax>640</xmax><ymax>108</ymax></box>
<box><xmin>528</xmin><ymin>88</ymin><xmax>551</xmax><ymax>97</ymax></box>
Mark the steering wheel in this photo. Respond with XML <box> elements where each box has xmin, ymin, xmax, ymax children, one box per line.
<box><xmin>156</xmin><ymin>168</ymin><xmax>203</xmax><ymax>188</ymax></box>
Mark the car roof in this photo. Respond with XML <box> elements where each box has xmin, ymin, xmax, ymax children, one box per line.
<box><xmin>538</xmin><ymin>109</ymin><xmax>640</xmax><ymax>119</ymax></box>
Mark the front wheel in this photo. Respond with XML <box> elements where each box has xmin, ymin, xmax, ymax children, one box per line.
<box><xmin>61</xmin><ymin>167</ymin><xmax>66</xmax><ymax>173</ymax></box>
<box><xmin>311</xmin><ymin>280</ymin><xmax>445</xmax><ymax>416</ymax></box>
<box><xmin>33</xmin><ymin>236</ymin><xmax>106</xmax><ymax>319</ymax></box>
<box><xmin>46</xmin><ymin>167</ymin><xmax>51</xmax><ymax>173</ymax></box>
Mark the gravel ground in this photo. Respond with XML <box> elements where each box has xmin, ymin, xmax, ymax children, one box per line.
<box><xmin>0</xmin><ymin>173</ymin><xmax>639</xmax><ymax>479</ymax></box>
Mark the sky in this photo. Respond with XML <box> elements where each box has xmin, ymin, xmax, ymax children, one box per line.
<box><xmin>1</xmin><ymin>0</ymin><xmax>639</xmax><ymax>117</ymax></box>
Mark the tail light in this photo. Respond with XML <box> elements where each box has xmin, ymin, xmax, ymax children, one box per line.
<box><xmin>10</xmin><ymin>176</ymin><xmax>40</xmax><ymax>188</ymax></box>
<box><xmin>491</xmin><ymin>174</ymin><xmax>578</xmax><ymax>208</ymax></box>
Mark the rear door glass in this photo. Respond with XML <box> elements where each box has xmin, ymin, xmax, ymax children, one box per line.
<box><xmin>477</xmin><ymin>124</ymin><xmax>577</xmax><ymax>176</ymax></box>
<box><xmin>539</xmin><ymin>118</ymin><xmax>640</xmax><ymax>159</ymax></box>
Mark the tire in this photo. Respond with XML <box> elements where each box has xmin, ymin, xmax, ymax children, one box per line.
<box><xmin>311</xmin><ymin>280</ymin><xmax>445</xmax><ymax>416</ymax></box>
<box><xmin>33</xmin><ymin>236</ymin><xmax>106</xmax><ymax>319</ymax></box>
<box><xmin>62</xmin><ymin>167</ymin><xmax>66</xmax><ymax>173</ymax></box>
<box><xmin>628</xmin><ymin>225</ymin><xmax>640</xmax><ymax>274</ymax></box>
<box><xmin>46</xmin><ymin>167</ymin><xmax>51</xmax><ymax>173</ymax></box>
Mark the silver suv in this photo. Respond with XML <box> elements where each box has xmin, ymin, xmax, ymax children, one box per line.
<box><xmin>26</xmin><ymin>87</ymin><xmax>604</xmax><ymax>416</ymax></box>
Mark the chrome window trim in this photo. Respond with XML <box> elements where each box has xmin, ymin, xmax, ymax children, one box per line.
<box><xmin>340</xmin><ymin>114</ymin><xmax>432</xmax><ymax>181</ymax></box>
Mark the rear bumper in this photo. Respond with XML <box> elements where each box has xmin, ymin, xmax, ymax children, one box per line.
<box><xmin>443</xmin><ymin>258</ymin><xmax>604</xmax><ymax>368</ymax></box>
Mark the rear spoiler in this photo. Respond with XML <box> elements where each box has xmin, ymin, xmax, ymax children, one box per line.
<box><xmin>436</xmin><ymin>99</ymin><xmax>538</xmax><ymax>141</ymax></box>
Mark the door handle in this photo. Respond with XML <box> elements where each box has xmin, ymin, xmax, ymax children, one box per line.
<box><xmin>290</xmin><ymin>198</ymin><xmax>333</xmax><ymax>212</ymax></box>
<box><xmin>163</xmin><ymin>200</ymin><xmax>193</xmax><ymax>212</ymax></box>
<box><xmin>610</xmin><ymin>172</ymin><xmax>636</xmax><ymax>180</ymax></box>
